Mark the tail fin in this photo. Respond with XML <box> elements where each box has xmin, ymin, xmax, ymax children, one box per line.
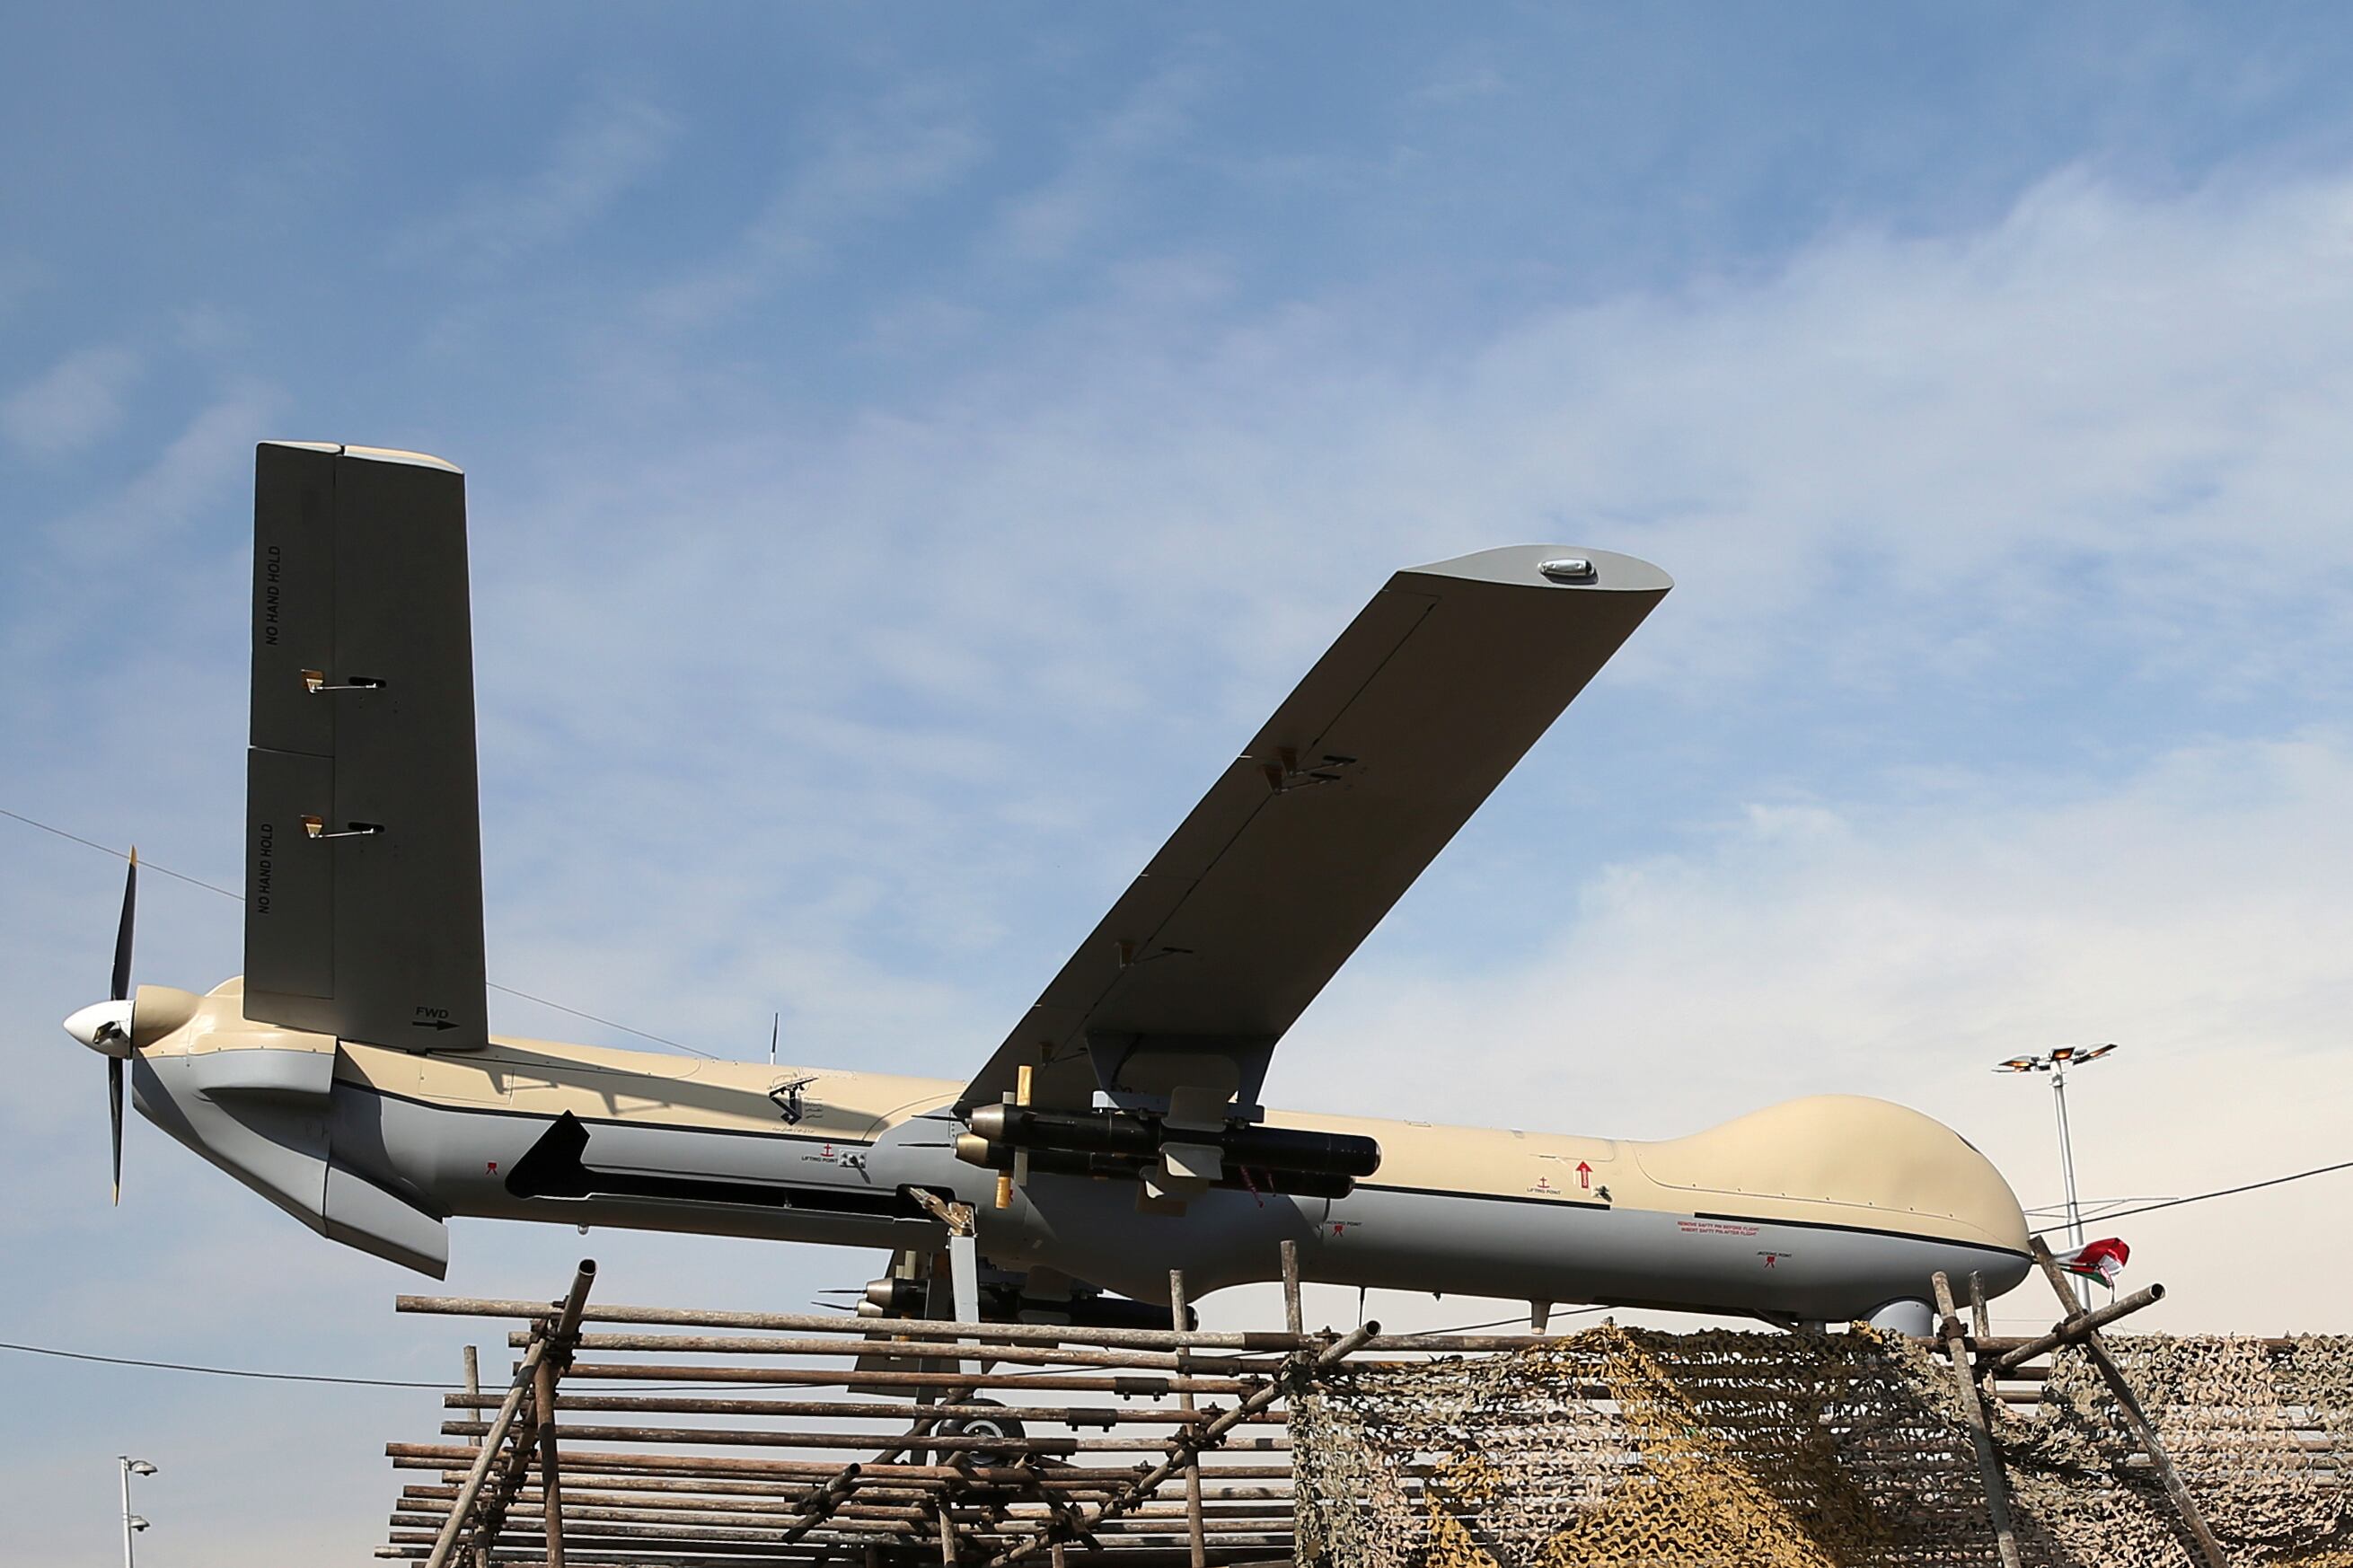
<box><xmin>243</xmin><ymin>442</ymin><xmax>489</xmax><ymax>1052</ymax></box>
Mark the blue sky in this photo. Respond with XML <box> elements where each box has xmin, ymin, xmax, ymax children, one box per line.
<box><xmin>9</xmin><ymin>7</ymin><xmax>2353</xmax><ymax>1562</ymax></box>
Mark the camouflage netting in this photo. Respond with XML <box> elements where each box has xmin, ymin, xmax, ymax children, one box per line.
<box><xmin>1291</xmin><ymin>1326</ymin><xmax>2353</xmax><ymax>1567</ymax></box>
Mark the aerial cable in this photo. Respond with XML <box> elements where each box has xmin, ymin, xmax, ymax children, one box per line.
<box><xmin>4</xmin><ymin>804</ymin><xmax>716</xmax><ymax>1060</ymax></box>
<box><xmin>0</xmin><ymin>1338</ymin><xmax>1266</xmax><ymax>1394</ymax></box>
<box><xmin>0</xmin><ymin>1339</ymin><xmax>457</xmax><ymax>1389</ymax></box>
<box><xmin>2029</xmin><ymin>1157</ymin><xmax>2353</xmax><ymax>1236</ymax></box>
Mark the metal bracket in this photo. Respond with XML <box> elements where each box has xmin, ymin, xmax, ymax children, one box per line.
<box><xmin>905</xmin><ymin>1187</ymin><xmax>976</xmax><ymax>1238</ymax></box>
<box><xmin>301</xmin><ymin>669</ymin><xmax>387</xmax><ymax>693</ymax></box>
<box><xmin>303</xmin><ymin>815</ymin><xmax>384</xmax><ymax>840</ymax></box>
<box><xmin>1256</xmin><ymin>747</ymin><xmax>1358</xmax><ymax>794</ymax></box>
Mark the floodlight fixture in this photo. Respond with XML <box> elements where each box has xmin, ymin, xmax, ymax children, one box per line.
<box><xmin>118</xmin><ymin>1455</ymin><xmax>158</xmax><ymax>1568</ymax></box>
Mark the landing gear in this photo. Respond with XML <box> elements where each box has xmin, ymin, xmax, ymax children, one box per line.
<box><xmin>940</xmin><ymin>1397</ymin><xmax>1027</xmax><ymax>1467</ymax></box>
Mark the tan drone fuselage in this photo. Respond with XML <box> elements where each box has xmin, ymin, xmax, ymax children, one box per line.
<box><xmin>127</xmin><ymin>980</ymin><xmax>2030</xmax><ymax>1325</ymax></box>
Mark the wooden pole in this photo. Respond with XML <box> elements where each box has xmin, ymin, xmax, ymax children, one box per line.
<box><xmin>1931</xmin><ymin>1271</ymin><xmax>2023</xmax><ymax>1568</ymax></box>
<box><xmin>2027</xmin><ymin>1238</ymin><xmax>2230</xmax><ymax>1568</ymax></box>
<box><xmin>985</xmin><ymin>1320</ymin><xmax>1379</xmax><ymax>1568</ymax></box>
<box><xmin>1279</xmin><ymin>1241</ymin><xmax>1302</xmax><ymax>1336</ymax></box>
<box><xmin>1991</xmin><ymin>1283</ymin><xmax>2166</xmax><ymax>1371</ymax></box>
<box><xmin>461</xmin><ymin>1345</ymin><xmax>487</xmax><ymax>1568</ymax></box>
<box><xmin>426</xmin><ymin>1344</ymin><xmax>544</xmax><ymax>1568</ymax></box>
<box><xmin>537</xmin><ymin>1365</ymin><xmax>1255</xmax><ymax>1395</ymax></box>
<box><xmin>1968</xmin><ymin>1272</ymin><xmax>1991</xmax><ymax>1340</ymax></box>
<box><xmin>533</xmin><ymin>1356</ymin><xmax>564</xmax><ymax>1568</ymax></box>
<box><xmin>443</xmin><ymin>1392</ymin><xmax>1244</xmax><ymax>1425</ymax></box>
<box><xmin>1169</xmin><ymin>1270</ymin><xmax>1207</xmax><ymax>1568</ymax></box>
<box><xmin>427</xmin><ymin>1263</ymin><xmax>595</xmax><ymax>1568</ymax></box>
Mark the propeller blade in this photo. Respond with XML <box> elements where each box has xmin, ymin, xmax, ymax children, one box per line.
<box><xmin>109</xmin><ymin>1056</ymin><xmax>124</xmax><ymax>1205</ymax></box>
<box><xmin>110</xmin><ymin>849</ymin><xmax>137</xmax><ymax>1003</ymax></box>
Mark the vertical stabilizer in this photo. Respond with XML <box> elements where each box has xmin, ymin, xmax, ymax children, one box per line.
<box><xmin>243</xmin><ymin>442</ymin><xmax>489</xmax><ymax>1053</ymax></box>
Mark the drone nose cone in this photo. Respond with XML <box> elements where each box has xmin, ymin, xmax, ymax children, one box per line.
<box><xmin>65</xmin><ymin>999</ymin><xmax>135</xmax><ymax>1057</ymax></box>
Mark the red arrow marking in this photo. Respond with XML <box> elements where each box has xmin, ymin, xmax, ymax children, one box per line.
<box><xmin>1575</xmin><ymin>1161</ymin><xmax>1592</xmax><ymax>1190</ymax></box>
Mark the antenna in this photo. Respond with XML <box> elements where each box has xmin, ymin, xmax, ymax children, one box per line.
<box><xmin>769</xmin><ymin>1012</ymin><xmax>779</xmax><ymax>1069</ymax></box>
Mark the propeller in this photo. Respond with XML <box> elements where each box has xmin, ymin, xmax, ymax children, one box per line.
<box><xmin>62</xmin><ymin>850</ymin><xmax>137</xmax><ymax>1203</ymax></box>
<box><xmin>112</xmin><ymin>850</ymin><xmax>137</xmax><ymax>1202</ymax></box>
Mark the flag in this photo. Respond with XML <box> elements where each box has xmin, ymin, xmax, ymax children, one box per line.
<box><xmin>2059</xmin><ymin>1237</ymin><xmax>2129</xmax><ymax>1286</ymax></box>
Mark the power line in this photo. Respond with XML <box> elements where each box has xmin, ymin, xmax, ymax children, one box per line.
<box><xmin>484</xmin><ymin>982</ymin><xmax>714</xmax><ymax>1061</ymax></box>
<box><xmin>0</xmin><ymin>806</ymin><xmax>242</xmax><ymax>901</ymax></box>
<box><xmin>0</xmin><ymin>1337</ymin><xmax>1250</xmax><ymax>1396</ymax></box>
<box><xmin>4</xmin><ymin>804</ymin><xmax>716</xmax><ymax>1060</ymax></box>
<box><xmin>0</xmin><ymin>1338</ymin><xmax>452</xmax><ymax>1389</ymax></box>
<box><xmin>1419</xmin><ymin>1305</ymin><xmax>1612</xmax><ymax>1336</ymax></box>
<box><xmin>2031</xmin><ymin>1157</ymin><xmax>2353</xmax><ymax>1236</ymax></box>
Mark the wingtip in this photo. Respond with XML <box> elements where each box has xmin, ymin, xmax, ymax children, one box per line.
<box><xmin>1403</xmin><ymin>544</ymin><xmax>1673</xmax><ymax>595</ymax></box>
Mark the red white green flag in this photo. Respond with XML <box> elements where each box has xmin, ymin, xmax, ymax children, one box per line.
<box><xmin>2059</xmin><ymin>1237</ymin><xmax>2129</xmax><ymax>1285</ymax></box>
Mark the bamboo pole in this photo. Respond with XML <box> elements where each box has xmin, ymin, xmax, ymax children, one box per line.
<box><xmin>438</xmin><ymin>1422</ymin><xmax>1287</xmax><ymax>1457</ymax></box>
<box><xmin>777</xmin><ymin>1464</ymin><xmax>864</xmax><ymax>1547</ymax></box>
<box><xmin>556</xmin><ymin>1363</ymin><xmax>1251</xmax><ymax>1395</ymax></box>
<box><xmin>402</xmin><ymin>1295</ymin><xmax>1317</xmax><ymax>1352</ymax></box>
<box><xmin>426</xmin><ymin>1263</ymin><xmax>595</xmax><ymax>1568</ymax></box>
<box><xmin>1170</xmin><ymin>1270</ymin><xmax>1206</xmax><ymax>1568</ymax></box>
<box><xmin>442</xmin><ymin>1391</ymin><xmax>1254</xmax><ymax>1426</ymax></box>
<box><xmin>1931</xmin><ymin>1271</ymin><xmax>2023</xmax><ymax>1568</ymax></box>
<box><xmin>1990</xmin><ymin>1282</ymin><xmax>2166</xmax><ymax>1371</ymax></box>
<box><xmin>987</xmin><ymin>1320</ymin><xmax>1379</xmax><ymax>1568</ymax></box>
<box><xmin>2026</xmin><ymin>1238</ymin><xmax>2230</xmax><ymax>1568</ymax></box>
<box><xmin>462</xmin><ymin>1345</ymin><xmax>486</xmax><ymax>1568</ymax></box>
<box><xmin>395</xmin><ymin>1444</ymin><xmax>1292</xmax><ymax>1485</ymax></box>
<box><xmin>533</xmin><ymin>1356</ymin><xmax>563</xmax><ymax>1568</ymax></box>
<box><xmin>408</xmin><ymin>1484</ymin><xmax>1294</xmax><ymax>1516</ymax></box>
<box><xmin>1279</xmin><ymin>1241</ymin><xmax>1302</xmax><ymax>1336</ymax></box>
<box><xmin>518</xmin><ymin>1335</ymin><xmax>1260</xmax><ymax>1373</ymax></box>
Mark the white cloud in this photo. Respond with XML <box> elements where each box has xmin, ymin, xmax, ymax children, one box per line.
<box><xmin>400</xmin><ymin>91</ymin><xmax>680</xmax><ymax>272</ymax></box>
<box><xmin>2</xmin><ymin>344</ymin><xmax>141</xmax><ymax>456</ymax></box>
<box><xmin>36</xmin><ymin>383</ymin><xmax>275</xmax><ymax>568</ymax></box>
<box><xmin>643</xmin><ymin>84</ymin><xmax>986</xmax><ymax>330</ymax></box>
<box><xmin>1285</xmin><ymin>733</ymin><xmax>2353</xmax><ymax>1335</ymax></box>
<box><xmin>990</xmin><ymin>52</ymin><xmax>1209</xmax><ymax>263</ymax></box>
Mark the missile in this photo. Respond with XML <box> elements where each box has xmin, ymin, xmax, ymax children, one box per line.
<box><xmin>953</xmin><ymin>1133</ymin><xmax>1357</xmax><ymax>1200</ymax></box>
<box><xmin>854</xmin><ymin>1274</ymin><xmax>1194</xmax><ymax>1330</ymax></box>
<box><xmin>965</xmin><ymin>1104</ymin><xmax>1379</xmax><ymax>1179</ymax></box>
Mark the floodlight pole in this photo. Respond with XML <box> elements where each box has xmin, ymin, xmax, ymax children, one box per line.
<box><xmin>2051</xmin><ymin>1054</ymin><xmax>2081</xmax><ymax>1246</ymax></box>
<box><xmin>118</xmin><ymin>1455</ymin><xmax>154</xmax><ymax>1568</ymax></box>
<box><xmin>1996</xmin><ymin>1045</ymin><xmax>2116</xmax><ymax>1250</ymax></box>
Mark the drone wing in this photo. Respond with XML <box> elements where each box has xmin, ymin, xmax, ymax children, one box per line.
<box><xmin>958</xmin><ymin>545</ymin><xmax>1670</xmax><ymax>1116</ymax></box>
